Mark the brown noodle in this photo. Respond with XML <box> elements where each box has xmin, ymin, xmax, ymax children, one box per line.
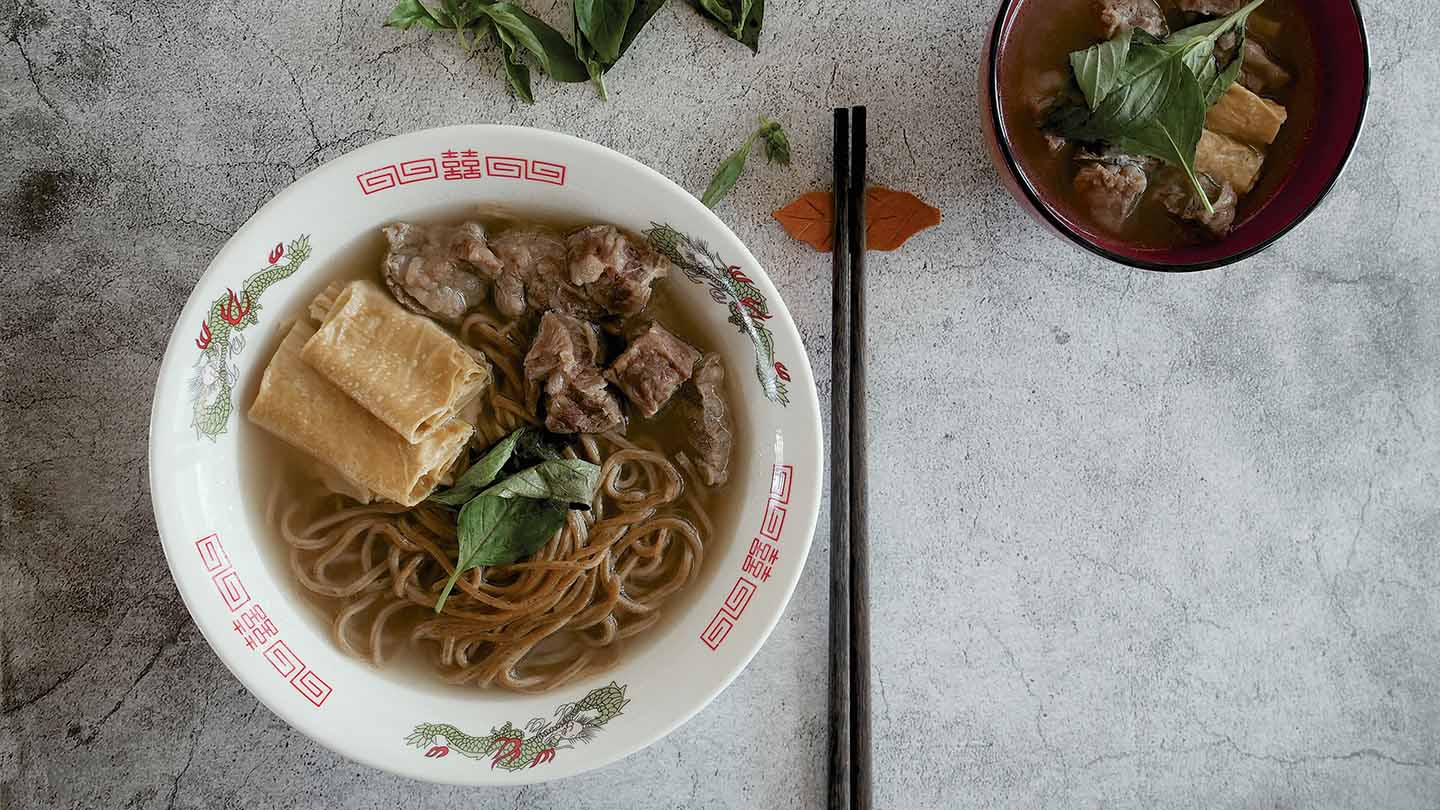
<box><xmin>271</xmin><ymin>309</ymin><xmax>712</xmax><ymax>693</ymax></box>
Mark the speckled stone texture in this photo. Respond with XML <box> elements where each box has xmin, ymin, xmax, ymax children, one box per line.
<box><xmin>2</xmin><ymin>0</ymin><xmax>1438</xmax><ymax>807</ymax></box>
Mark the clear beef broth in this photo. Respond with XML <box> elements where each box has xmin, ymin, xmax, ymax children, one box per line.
<box><xmin>239</xmin><ymin>210</ymin><xmax>744</xmax><ymax>690</ymax></box>
<box><xmin>998</xmin><ymin>0</ymin><xmax>1315</xmax><ymax>248</ymax></box>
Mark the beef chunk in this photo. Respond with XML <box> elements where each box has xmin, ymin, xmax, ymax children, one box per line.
<box><xmin>524</xmin><ymin>311</ymin><xmax>600</xmax><ymax>382</ymax></box>
<box><xmin>523</xmin><ymin>310</ymin><xmax>620</xmax><ymax>434</ymax></box>
<box><xmin>1096</xmin><ymin>0</ymin><xmax>1168</xmax><ymax>38</ymax></box>
<box><xmin>544</xmin><ymin>366</ymin><xmax>624</xmax><ymax>435</ymax></box>
<box><xmin>489</xmin><ymin>228</ymin><xmax>604</xmax><ymax>320</ymax></box>
<box><xmin>1239</xmin><ymin>39</ymin><xmax>1291</xmax><ymax>92</ymax></box>
<box><xmin>1177</xmin><ymin>0</ymin><xmax>1246</xmax><ymax>13</ymax></box>
<box><xmin>566</xmin><ymin>225</ymin><xmax>668</xmax><ymax>317</ymax></box>
<box><xmin>381</xmin><ymin>222</ymin><xmax>501</xmax><ymax>323</ymax></box>
<box><xmin>1154</xmin><ymin>169</ymin><xmax>1238</xmax><ymax>237</ymax></box>
<box><xmin>604</xmin><ymin>322</ymin><xmax>701</xmax><ymax>418</ymax></box>
<box><xmin>1073</xmin><ymin>161</ymin><xmax>1149</xmax><ymax>232</ymax></box>
<box><xmin>679</xmin><ymin>354</ymin><xmax>733</xmax><ymax>487</ymax></box>
<box><xmin>488</xmin><ymin>228</ymin><xmax>567</xmax><ymax>317</ymax></box>
<box><xmin>1215</xmin><ymin>34</ymin><xmax>1292</xmax><ymax>93</ymax></box>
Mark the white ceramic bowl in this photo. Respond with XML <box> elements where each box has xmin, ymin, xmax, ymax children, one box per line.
<box><xmin>148</xmin><ymin>125</ymin><xmax>822</xmax><ymax>785</ymax></box>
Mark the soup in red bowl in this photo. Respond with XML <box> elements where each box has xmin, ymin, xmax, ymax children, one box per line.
<box><xmin>980</xmin><ymin>0</ymin><xmax>1369</xmax><ymax>271</ymax></box>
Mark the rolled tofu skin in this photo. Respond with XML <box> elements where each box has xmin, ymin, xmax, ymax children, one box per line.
<box><xmin>303</xmin><ymin>280</ymin><xmax>491</xmax><ymax>444</ymax></box>
<box><xmin>1206</xmin><ymin>83</ymin><xmax>1288</xmax><ymax>146</ymax></box>
<box><xmin>1196</xmin><ymin>129</ymin><xmax>1265</xmax><ymax>195</ymax></box>
<box><xmin>249</xmin><ymin>321</ymin><xmax>473</xmax><ymax>507</ymax></box>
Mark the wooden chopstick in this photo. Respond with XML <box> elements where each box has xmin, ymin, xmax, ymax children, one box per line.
<box><xmin>828</xmin><ymin>105</ymin><xmax>871</xmax><ymax>810</ymax></box>
<box><xmin>846</xmin><ymin>105</ymin><xmax>872</xmax><ymax>810</ymax></box>
<box><xmin>827</xmin><ymin>106</ymin><xmax>853</xmax><ymax>810</ymax></box>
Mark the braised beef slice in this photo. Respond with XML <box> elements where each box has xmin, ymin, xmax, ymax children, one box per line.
<box><xmin>381</xmin><ymin>222</ymin><xmax>500</xmax><ymax>324</ymax></box>
<box><xmin>523</xmin><ymin>309</ymin><xmax>622</xmax><ymax>434</ymax></box>
<box><xmin>605</xmin><ymin>322</ymin><xmax>701</xmax><ymax>418</ymax></box>
<box><xmin>1095</xmin><ymin>0</ymin><xmax>1168</xmax><ymax>38</ymax></box>
<box><xmin>1214</xmin><ymin>34</ymin><xmax>1291</xmax><ymax>93</ymax></box>
<box><xmin>544</xmin><ymin>366</ymin><xmax>625</xmax><ymax>434</ymax></box>
<box><xmin>566</xmin><ymin>225</ymin><xmax>668</xmax><ymax>317</ymax></box>
<box><xmin>524</xmin><ymin>311</ymin><xmax>600</xmax><ymax>382</ymax></box>
<box><xmin>1073</xmin><ymin>161</ymin><xmax>1149</xmax><ymax>232</ymax></box>
<box><xmin>1153</xmin><ymin>169</ymin><xmax>1238</xmax><ymax>237</ymax></box>
<box><xmin>679</xmin><ymin>353</ymin><xmax>733</xmax><ymax>487</ymax></box>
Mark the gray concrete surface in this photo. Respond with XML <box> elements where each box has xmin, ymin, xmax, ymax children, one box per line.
<box><xmin>3</xmin><ymin>0</ymin><xmax>1438</xmax><ymax>807</ymax></box>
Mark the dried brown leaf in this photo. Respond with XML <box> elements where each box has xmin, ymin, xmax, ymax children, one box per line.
<box><xmin>771</xmin><ymin>191</ymin><xmax>835</xmax><ymax>251</ymax></box>
<box><xmin>772</xmin><ymin>187</ymin><xmax>940</xmax><ymax>252</ymax></box>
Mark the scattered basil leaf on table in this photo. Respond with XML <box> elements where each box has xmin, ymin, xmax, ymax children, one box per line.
<box><xmin>384</xmin><ymin>0</ymin><xmax>770</xmax><ymax>100</ymax></box>
<box><xmin>428</xmin><ymin>428</ymin><xmax>526</xmax><ymax>506</ymax></box>
<box><xmin>575</xmin><ymin>0</ymin><xmax>636</xmax><ymax>63</ymax></box>
<box><xmin>1045</xmin><ymin>0</ymin><xmax>1267</xmax><ymax>214</ymax></box>
<box><xmin>473</xmin><ymin>3</ymin><xmax>590</xmax><ymax>83</ymax></box>
<box><xmin>493</xmin><ymin>25</ymin><xmax>537</xmax><ymax>103</ymax></box>
<box><xmin>384</xmin><ymin>0</ymin><xmax>448</xmax><ymax>30</ymax></box>
<box><xmin>686</xmin><ymin>0</ymin><xmax>765</xmax><ymax>51</ymax></box>
<box><xmin>701</xmin><ymin>115</ymin><xmax>790</xmax><ymax>208</ymax></box>
<box><xmin>572</xmin><ymin>0</ymin><xmax>666</xmax><ymax>99</ymax></box>
<box><xmin>434</xmin><ymin>496</ymin><xmax>570</xmax><ymax>612</ymax></box>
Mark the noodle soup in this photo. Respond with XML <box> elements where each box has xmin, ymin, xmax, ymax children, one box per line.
<box><xmin>241</xmin><ymin>210</ymin><xmax>743</xmax><ymax>694</ymax></box>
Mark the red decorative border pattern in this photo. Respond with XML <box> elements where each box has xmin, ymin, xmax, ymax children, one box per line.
<box><xmin>357</xmin><ymin>151</ymin><xmax>568</xmax><ymax>195</ymax></box>
<box><xmin>193</xmin><ymin>533</ymin><xmax>333</xmax><ymax>707</ymax></box>
<box><xmin>700</xmin><ymin>465</ymin><xmax>795</xmax><ymax>651</ymax></box>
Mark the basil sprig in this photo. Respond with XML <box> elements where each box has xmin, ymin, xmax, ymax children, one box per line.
<box><xmin>385</xmin><ymin>0</ymin><xmax>768</xmax><ymax>102</ymax></box>
<box><xmin>430</xmin><ymin>429</ymin><xmax>601</xmax><ymax>612</ymax></box>
<box><xmin>384</xmin><ymin>0</ymin><xmax>587</xmax><ymax>102</ymax></box>
<box><xmin>701</xmin><ymin>115</ymin><xmax>791</xmax><ymax>208</ymax></box>
<box><xmin>1047</xmin><ymin>0</ymin><xmax>1267</xmax><ymax>214</ymax></box>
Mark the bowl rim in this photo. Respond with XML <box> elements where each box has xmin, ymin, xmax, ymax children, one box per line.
<box><xmin>146</xmin><ymin>124</ymin><xmax>824</xmax><ymax>785</ymax></box>
<box><xmin>984</xmin><ymin>0</ymin><xmax>1372</xmax><ymax>273</ymax></box>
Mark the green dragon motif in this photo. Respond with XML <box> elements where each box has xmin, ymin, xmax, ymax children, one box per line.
<box><xmin>189</xmin><ymin>235</ymin><xmax>312</xmax><ymax>439</ymax></box>
<box><xmin>645</xmin><ymin>223</ymin><xmax>790</xmax><ymax>405</ymax></box>
<box><xmin>405</xmin><ymin>682</ymin><xmax>630</xmax><ymax>771</ymax></box>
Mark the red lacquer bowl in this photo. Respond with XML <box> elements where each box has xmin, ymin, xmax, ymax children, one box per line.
<box><xmin>980</xmin><ymin>0</ymin><xmax>1371</xmax><ymax>272</ymax></box>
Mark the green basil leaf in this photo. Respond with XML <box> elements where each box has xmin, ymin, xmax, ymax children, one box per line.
<box><xmin>481</xmin><ymin>459</ymin><xmax>601</xmax><ymax>505</ymax></box>
<box><xmin>433</xmin><ymin>496</ymin><xmax>568</xmax><ymax>611</ymax></box>
<box><xmin>1070</xmin><ymin>27</ymin><xmax>1132</xmax><ymax>110</ymax></box>
<box><xmin>737</xmin><ymin>0</ymin><xmax>763</xmax><ymax>51</ymax></box>
<box><xmin>385</xmin><ymin>0</ymin><xmax>445</xmax><ymax>30</ymax></box>
<box><xmin>701</xmin><ymin>133</ymin><xmax>755</xmax><ymax>208</ymax></box>
<box><xmin>619</xmin><ymin>0</ymin><xmax>668</xmax><ymax>56</ymax></box>
<box><xmin>1166</xmin><ymin>0</ymin><xmax>1267</xmax><ymax>46</ymax></box>
<box><xmin>691</xmin><ymin>0</ymin><xmax>734</xmax><ymax>27</ymax></box>
<box><xmin>1051</xmin><ymin>42</ymin><xmax>1171</xmax><ymax>142</ymax></box>
<box><xmin>429</xmin><ymin>428</ymin><xmax>526</xmax><ymax>506</ymax></box>
<box><xmin>575</xmin><ymin>0</ymin><xmax>636</xmax><ymax>64</ymax></box>
<box><xmin>1109</xmin><ymin>58</ymin><xmax>1212</xmax><ymax>213</ymax></box>
<box><xmin>732</xmin><ymin>0</ymin><xmax>751</xmax><ymax>38</ymax></box>
<box><xmin>495</xmin><ymin>25</ymin><xmax>537</xmax><ymax>103</ymax></box>
<box><xmin>474</xmin><ymin>2</ymin><xmax>589</xmax><ymax>83</ymax></box>
<box><xmin>1198</xmin><ymin>19</ymin><xmax>1251</xmax><ymax>107</ymax></box>
<box><xmin>688</xmin><ymin>0</ymin><xmax>763</xmax><ymax>51</ymax></box>
<box><xmin>512</xmin><ymin>429</ymin><xmax>567</xmax><ymax>465</ymax></box>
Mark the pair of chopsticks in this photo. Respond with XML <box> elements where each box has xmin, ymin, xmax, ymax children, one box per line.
<box><xmin>828</xmin><ymin>106</ymin><xmax>871</xmax><ymax>810</ymax></box>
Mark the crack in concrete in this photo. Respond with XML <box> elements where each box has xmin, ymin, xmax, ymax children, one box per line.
<box><xmin>6</xmin><ymin>30</ymin><xmax>60</xmax><ymax>114</ymax></box>
<box><xmin>82</xmin><ymin>618</ymin><xmax>189</xmax><ymax>745</ymax></box>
